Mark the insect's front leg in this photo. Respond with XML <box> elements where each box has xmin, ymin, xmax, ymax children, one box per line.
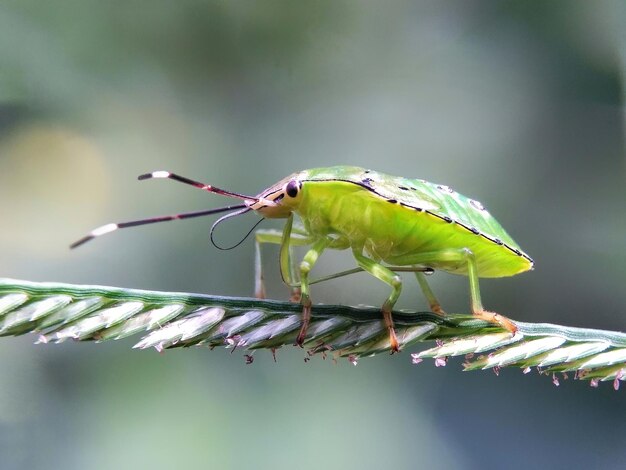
<box><xmin>255</xmin><ymin>229</ymin><xmax>293</xmax><ymax>299</ymax></box>
<box><xmin>387</xmin><ymin>248</ymin><xmax>517</xmax><ymax>334</ymax></box>
<box><xmin>351</xmin><ymin>249</ymin><xmax>403</xmax><ymax>353</ymax></box>
<box><xmin>254</xmin><ymin>218</ymin><xmax>312</xmax><ymax>299</ymax></box>
<box><xmin>295</xmin><ymin>237</ymin><xmax>332</xmax><ymax>346</ymax></box>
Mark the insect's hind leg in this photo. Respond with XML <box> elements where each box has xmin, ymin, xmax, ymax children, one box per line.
<box><xmin>414</xmin><ymin>272</ymin><xmax>446</xmax><ymax>315</ymax></box>
<box><xmin>387</xmin><ymin>248</ymin><xmax>517</xmax><ymax>334</ymax></box>
<box><xmin>351</xmin><ymin>249</ymin><xmax>403</xmax><ymax>353</ymax></box>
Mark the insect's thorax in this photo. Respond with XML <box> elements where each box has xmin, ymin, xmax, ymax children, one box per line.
<box><xmin>297</xmin><ymin>182</ymin><xmax>399</xmax><ymax>255</ymax></box>
<box><xmin>295</xmin><ymin>179</ymin><xmax>531</xmax><ymax>278</ymax></box>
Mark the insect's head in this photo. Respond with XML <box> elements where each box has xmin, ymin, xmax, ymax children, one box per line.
<box><xmin>247</xmin><ymin>173</ymin><xmax>303</xmax><ymax>219</ymax></box>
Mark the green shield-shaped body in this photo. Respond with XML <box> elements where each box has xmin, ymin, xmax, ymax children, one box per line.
<box><xmin>265</xmin><ymin>166</ymin><xmax>532</xmax><ymax>278</ymax></box>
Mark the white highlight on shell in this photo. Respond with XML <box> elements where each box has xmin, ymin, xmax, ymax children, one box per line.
<box><xmin>151</xmin><ymin>171</ymin><xmax>171</xmax><ymax>178</ymax></box>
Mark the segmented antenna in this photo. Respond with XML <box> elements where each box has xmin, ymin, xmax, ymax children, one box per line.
<box><xmin>70</xmin><ymin>205</ymin><xmax>247</xmax><ymax>249</ymax></box>
<box><xmin>138</xmin><ymin>171</ymin><xmax>258</xmax><ymax>202</ymax></box>
<box><xmin>70</xmin><ymin>171</ymin><xmax>268</xmax><ymax>249</ymax></box>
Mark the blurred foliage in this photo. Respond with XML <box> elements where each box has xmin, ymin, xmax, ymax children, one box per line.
<box><xmin>1</xmin><ymin>1</ymin><xmax>626</xmax><ymax>470</ymax></box>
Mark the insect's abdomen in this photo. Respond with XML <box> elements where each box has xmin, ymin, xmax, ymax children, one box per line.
<box><xmin>297</xmin><ymin>178</ymin><xmax>532</xmax><ymax>278</ymax></box>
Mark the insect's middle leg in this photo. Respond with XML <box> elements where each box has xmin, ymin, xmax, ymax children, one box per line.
<box><xmin>388</xmin><ymin>248</ymin><xmax>517</xmax><ymax>333</ymax></box>
<box><xmin>351</xmin><ymin>249</ymin><xmax>403</xmax><ymax>353</ymax></box>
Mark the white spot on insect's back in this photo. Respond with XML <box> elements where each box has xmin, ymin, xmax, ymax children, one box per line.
<box><xmin>151</xmin><ymin>171</ymin><xmax>171</xmax><ymax>179</ymax></box>
<box><xmin>469</xmin><ymin>199</ymin><xmax>485</xmax><ymax>211</ymax></box>
<box><xmin>92</xmin><ymin>223</ymin><xmax>118</xmax><ymax>236</ymax></box>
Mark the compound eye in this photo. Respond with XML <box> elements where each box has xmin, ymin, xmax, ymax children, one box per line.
<box><xmin>285</xmin><ymin>180</ymin><xmax>299</xmax><ymax>198</ymax></box>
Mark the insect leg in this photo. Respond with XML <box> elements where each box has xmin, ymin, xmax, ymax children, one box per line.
<box><xmin>296</xmin><ymin>237</ymin><xmax>332</xmax><ymax>346</ymax></box>
<box><xmin>254</xmin><ymin>232</ymin><xmax>269</xmax><ymax>299</ymax></box>
<box><xmin>254</xmin><ymin>225</ymin><xmax>312</xmax><ymax>299</ymax></box>
<box><xmin>414</xmin><ymin>272</ymin><xmax>446</xmax><ymax>315</ymax></box>
<box><xmin>387</xmin><ymin>249</ymin><xmax>517</xmax><ymax>334</ymax></box>
<box><xmin>351</xmin><ymin>250</ymin><xmax>403</xmax><ymax>353</ymax></box>
<box><xmin>280</xmin><ymin>214</ymin><xmax>319</xmax><ymax>303</ymax></box>
<box><xmin>306</xmin><ymin>265</ymin><xmax>432</xmax><ymax>286</ymax></box>
<box><xmin>462</xmin><ymin>250</ymin><xmax>517</xmax><ymax>334</ymax></box>
<box><xmin>286</xmin><ymin>245</ymin><xmax>301</xmax><ymax>302</ymax></box>
<box><xmin>279</xmin><ymin>214</ymin><xmax>297</xmax><ymax>290</ymax></box>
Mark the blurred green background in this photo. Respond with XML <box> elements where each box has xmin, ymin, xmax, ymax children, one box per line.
<box><xmin>1</xmin><ymin>1</ymin><xmax>626</xmax><ymax>469</ymax></box>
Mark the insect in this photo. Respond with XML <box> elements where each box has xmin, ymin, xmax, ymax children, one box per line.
<box><xmin>72</xmin><ymin>166</ymin><xmax>533</xmax><ymax>352</ymax></box>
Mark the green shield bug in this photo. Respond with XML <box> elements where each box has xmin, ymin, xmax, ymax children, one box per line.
<box><xmin>72</xmin><ymin>165</ymin><xmax>533</xmax><ymax>352</ymax></box>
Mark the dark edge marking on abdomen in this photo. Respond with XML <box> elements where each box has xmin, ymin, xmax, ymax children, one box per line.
<box><xmin>302</xmin><ymin>178</ymin><xmax>534</xmax><ymax>266</ymax></box>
